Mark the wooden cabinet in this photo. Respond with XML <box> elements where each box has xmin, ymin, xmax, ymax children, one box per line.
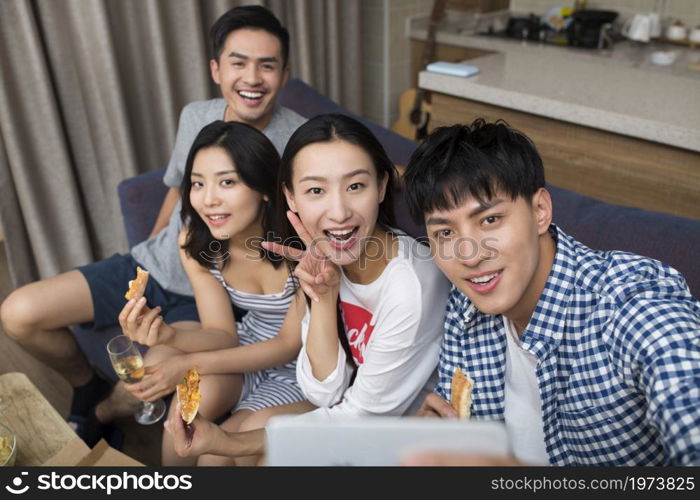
<box><xmin>428</xmin><ymin>93</ymin><xmax>700</xmax><ymax>220</ymax></box>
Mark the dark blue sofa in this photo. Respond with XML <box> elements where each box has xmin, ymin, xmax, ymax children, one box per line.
<box><xmin>73</xmin><ymin>78</ymin><xmax>700</xmax><ymax>380</ymax></box>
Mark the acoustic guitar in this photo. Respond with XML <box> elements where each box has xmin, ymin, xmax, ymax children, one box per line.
<box><xmin>392</xmin><ymin>0</ymin><xmax>447</xmax><ymax>141</ymax></box>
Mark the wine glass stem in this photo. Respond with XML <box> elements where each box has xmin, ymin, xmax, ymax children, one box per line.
<box><xmin>143</xmin><ymin>401</ymin><xmax>154</xmax><ymax>416</ymax></box>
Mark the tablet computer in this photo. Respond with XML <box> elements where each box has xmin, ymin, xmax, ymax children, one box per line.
<box><xmin>265</xmin><ymin>415</ymin><xmax>508</xmax><ymax>466</ymax></box>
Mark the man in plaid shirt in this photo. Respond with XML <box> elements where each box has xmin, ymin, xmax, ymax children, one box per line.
<box><xmin>401</xmin><ymin>119</ymin><xmax>700</xmax><ymax>466</ymax></box>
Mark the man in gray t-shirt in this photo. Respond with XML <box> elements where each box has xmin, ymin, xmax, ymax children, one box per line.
<box><xmin>0</xmin><ymin>5</ymin><xmax>305</xmax><ymax>446</ymax></box>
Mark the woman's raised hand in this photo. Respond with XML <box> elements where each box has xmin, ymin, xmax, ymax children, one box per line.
<box><xmin>262</xmin><ymin>211</ymin><xmax>341</xmax><ymax>302</ymax></box>
<box><xmin>118</xmin><ymin>297</ymin><xmax>176</xmax><ymax>346</ymax></box>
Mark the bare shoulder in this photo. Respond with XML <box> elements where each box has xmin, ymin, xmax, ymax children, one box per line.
<box><xmin>177</xmin><ymin>226</ymin><xmax>188</xmax><ymax>247</ymax></box>
<box><xmin>177</xmin><ymin>229</ymin><xmax>213</xmax><ymax>279</ymax></box>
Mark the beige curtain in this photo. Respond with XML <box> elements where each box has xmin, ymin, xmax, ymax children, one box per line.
<box><xmin>0</xmin><ymin>0</ymin><xmax>361</xmax><ymax>287</ymax></box>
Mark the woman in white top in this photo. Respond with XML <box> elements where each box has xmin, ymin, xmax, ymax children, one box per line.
<box><xmin>270</xmin><ymin>113</ymin><xmax>451</xmax><ymax>417</ymax></box>
<box><xmin>165</xmin><ymin>114</ymin><xmax>450</xmax><ymax>460</ymax></box>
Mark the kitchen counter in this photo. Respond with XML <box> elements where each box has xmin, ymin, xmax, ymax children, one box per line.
<box><xmin>412</xmin><ymin>22</ymin><xmax>700</xmax><ymax>153</ymax></box>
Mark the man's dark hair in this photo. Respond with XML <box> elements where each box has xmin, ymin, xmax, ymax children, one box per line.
<box><xmin>180</xmin><ymin>120</ymin><xmax>282</xmax><ymax>270</ymax></box>
<box><xmin>403</xmin><ymin>118</ymin><xmax>545</xmax><ymax>222</ymax></box>
<box><xmin>210</xmin><ymin>5</ymin><xmax>290</xmax><ymax>66</ymax></box>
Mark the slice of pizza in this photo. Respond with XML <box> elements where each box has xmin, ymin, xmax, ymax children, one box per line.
<box><xmin>176</xmin><ymin>367</ymin><xmax>201</xmax><ymax>425</ymax></box>
<box><xmin>450</xmin><ymin>367</ymin><xmax>474</xmax><ymax>419</ymax></box>
<box><xmin>124</xmin><ymin>266</ymin><xmax>150</xmax><ymax>300</ymax></box>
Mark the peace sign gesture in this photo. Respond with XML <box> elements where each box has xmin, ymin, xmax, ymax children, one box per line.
<box><xmin>262</xmin><ymin>211</ymin><xmax>341</xmax><ymax>302</ymax></box>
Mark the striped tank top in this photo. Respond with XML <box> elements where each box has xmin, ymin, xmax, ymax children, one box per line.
<box><xmin>209</xmin><ymin>268</ymin><xmax>298</xmax><ymax>381</ymax></box>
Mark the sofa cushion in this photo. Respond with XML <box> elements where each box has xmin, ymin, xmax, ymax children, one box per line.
<box><xmin>279</xmin><ymin>79</ymin><xmax>417</xmax><ymax>167</ymax></box>
<box><xmin>118</xmin><ymin>167</ymin><xmax>168</xmax><ymax>249</ymax></box>
<box><xmin>548</xmin><ymin>185</ymin><xmax>700</xmax><ymax>299</ymax></box>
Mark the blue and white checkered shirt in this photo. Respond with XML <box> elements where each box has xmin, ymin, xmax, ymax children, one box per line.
<box><xmin>436</xmin><ymin>225</ymin><xmax>700</xmax><ymax>465</ymax></box>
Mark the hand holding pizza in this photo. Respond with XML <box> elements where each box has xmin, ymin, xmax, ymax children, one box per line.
<box><xmin>165</xmin><ymin>407</ymin><xmax>223</xmax><ymax>458</ymax></box>
<box><xmin>416</xmin><ymin>368</ymin><xmax>473</xmax><ymax>418</ymax></box>
<box><xmin>118</xmin><ymin>297</ymin><xmax>175</xmax><ymax>346</ymax></box>
<box><xmin>119</xmin><ymin>266</ymin><xmax>176</xmax><ymax>346</ymax></box>
<box><xmin>416</xmin><ymin>392</ymin><xmax>458</xmax><ymax>418</ymax></box>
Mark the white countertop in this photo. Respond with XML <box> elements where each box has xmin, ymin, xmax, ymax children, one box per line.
<box><xmin>415</xmin><ymin>29</ymin><xmax>700</xmax><ymax>152</ymax></box>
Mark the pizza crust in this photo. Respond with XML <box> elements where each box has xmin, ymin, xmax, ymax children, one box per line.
<box><xmin>124</xmin><ymin>266</ymin><xmax>150</xmax><ymax>300</ymax></box>
<box><xmin>177</xmin><ymin>367</ymin><xmax>201</xmax><ymax>425</ymax></box>
<box><xmin>450</xmin><ymin>367</ymin><xmax>474</xmax><ymax>419</ymax></box>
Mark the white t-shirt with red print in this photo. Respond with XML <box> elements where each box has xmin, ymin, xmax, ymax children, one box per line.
<box><xmin>296</xmin><ymin>231</ymin><xmax>451</xmax><ymax>417</ymax></box>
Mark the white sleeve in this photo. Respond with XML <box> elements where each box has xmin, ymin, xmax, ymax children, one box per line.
<box><xmin>296</xmin><ymin>310</ymin><xmax>354</xmax><ymax>408</ymax></box>
<box><xmin>306</xmin><ymin>283</ymin><xmax>441</xmax><ymax>419</ymax></box>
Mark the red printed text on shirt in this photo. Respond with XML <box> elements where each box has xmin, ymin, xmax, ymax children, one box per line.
<box><xmin>340</xmin><ymin>301</ymin><xmax>375</xmax><ymax>365</ymax></box>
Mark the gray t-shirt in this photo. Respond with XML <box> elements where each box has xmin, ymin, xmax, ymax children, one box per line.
<box><xmin>130</xmin><ymin>98</ymin><xmax>306</xmax><ymax>296</ymax></box>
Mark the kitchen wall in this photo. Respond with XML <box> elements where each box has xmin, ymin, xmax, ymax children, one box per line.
<box><xmin>361</xmin><ymin>0</ymin><xmax>434</xmax><ymax>127</ymax></box>
<box><xmin>360</xmin><ymin>0</ymin><xmax>700</xmax><ymax>128</ymax></box>
<box><xmin>361</xmin><ymin>0</ymin><xmax>515</xmax><ymax>127</ymax></box>
<box><xmin>510</xmin><ymin>0</ymin><xmax>700</xmax><ymax>27</ymax></box>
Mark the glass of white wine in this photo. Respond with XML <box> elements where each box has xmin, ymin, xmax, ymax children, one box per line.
<box><xmin>107</xmin><ymin>335</ymin><xmax>166</xmax><ymax>425</ymax></box>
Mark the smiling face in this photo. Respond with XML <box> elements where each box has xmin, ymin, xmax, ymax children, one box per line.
<box><xmin>283</xmin><ymin>139</ymin><xmax>388</xmax><ymax>268</ymax></box>
<box><xmin>210</xmin><ymin>28</ymin><xmax>288</xmax><ymax>130</ymax></box>
<box><xmin>189</xmin><ymin>146</ymin><xmax>266</xmax><ymax>242</ymax></box>
<box><xmin>425</xmin><ymin>188</ymin><xmax>555</xmax><ymax>328</ymax></box>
